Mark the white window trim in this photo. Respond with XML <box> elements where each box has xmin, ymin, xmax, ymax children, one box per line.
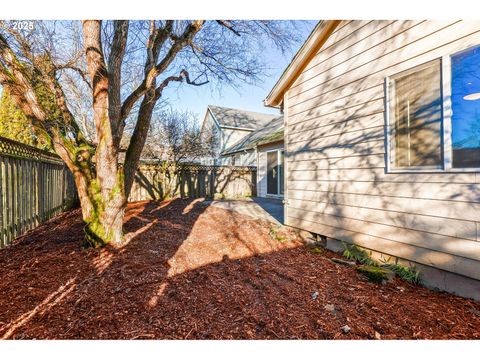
<box><xmin>385</xmin><ymin>50</ymin><xmax>480</xmax><ymax>174</ymax></box>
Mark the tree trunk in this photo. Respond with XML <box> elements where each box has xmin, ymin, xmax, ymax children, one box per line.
<box><xmin>74</xmin><ymin>168</ymin><xmax>126</xmax><ymax>247</ymax></box>
<box><xmin>82</xmin><ymin>194</ymin><xmax>125</xmax><ymax>247</ymax></box>
<box><xmin>80</xmin><ymin>20</ymin><xmax>127</xmax><ymax>247</ymax></box>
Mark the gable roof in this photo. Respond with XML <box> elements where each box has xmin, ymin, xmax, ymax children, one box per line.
<box><xmin>208</xmin><ymin>105</ymin><xmax>277</xmax><ymax>130</ymax></box>
<box><xmin>222</xmin><ymin>115</ymin><xmax>284</xmax><ymax>155</ymax></box>
<box><xmin>264</xmin><ymin>20</ymin><xmax>342</xmax><ymax>108</ymax></box>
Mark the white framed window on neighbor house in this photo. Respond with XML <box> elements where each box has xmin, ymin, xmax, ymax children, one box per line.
<box><xmin>385</xmin><ymin>45</ymin><xmax>480</xmax><ymax>172</ymax></box>
<box><xmin>231</xmin><ymin>153</ymin><xmax>241</xmax><ymax>166</ymax></box>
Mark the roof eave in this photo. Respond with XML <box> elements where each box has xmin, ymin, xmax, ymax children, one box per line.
<box><xmin>264</xmin><ymin>20</ymin><xmax>342</xmax><ymax>108</ymax></box>
<box><xmin>222</xmin><ymin>131</ymin><xmax>285</xmax><ymax>155</ymax></box>
<box><xmin>221</xmin><ymin>145</ymin><xmax>256</xmax><ymax>156</ymax></box>
<box><xmin>220</xmin><ymin>125</ymin><xmax>256</xmax><ymax>131</ymax></box>
<box><xmin>206</xmin><ymin>105</ymin><xmax>222</xmax><ymax>129</ymax></box>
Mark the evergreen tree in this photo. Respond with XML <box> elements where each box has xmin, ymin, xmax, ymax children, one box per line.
<box><xmin>0</xmin><ymin>88</ymin><xmax>51</xmax><ymax>150</ymax></box>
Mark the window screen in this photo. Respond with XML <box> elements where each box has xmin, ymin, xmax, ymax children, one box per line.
<box><xmin>389</xmin><ymin>60</ymin><xmax>443</xmax><ymax>168</ymax></box>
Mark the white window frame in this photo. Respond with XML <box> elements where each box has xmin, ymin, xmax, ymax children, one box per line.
<box><xmin>385</xmin><ymin>47</ymin><xmax>480</xmax><ymax>173</ymax></box>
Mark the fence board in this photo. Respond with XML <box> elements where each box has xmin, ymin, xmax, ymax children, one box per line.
<box><xmin>0</xmin><ymin>136</ymin><xmax>77</xmax><ymax>249</ymax></box>
<box><xmin>129</xmin><ymin>164</ymin><xmax>257</xmax><ymax>202</ymax></box>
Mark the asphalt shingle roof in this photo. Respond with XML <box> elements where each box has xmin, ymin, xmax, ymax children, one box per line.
<box><xmin>222</xmin><ymin>115</ymin><xmax>284</xmax><ymax>155</ymax></box>
<box><xmin>208</xmin><ymin>105</ymin><xmax>277</xmax><ymax>130</ymax></box>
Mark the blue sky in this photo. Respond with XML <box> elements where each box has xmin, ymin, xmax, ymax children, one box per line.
<box><xmin>163</xmin><ymin>21</ymin><xmax>317</xmax><ymax>122</ymax></box>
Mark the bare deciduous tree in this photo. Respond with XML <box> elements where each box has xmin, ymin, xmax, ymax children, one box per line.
<box><xmin>0</xmin><ymin>20</ymin><xmax>302</xmax><ymax>247</ymax></box>
<box><xmin>139</xmin><ymin>109</ymin><xmax>216</xmax><ymax>198</ymax></box>
<box><xmin>143</xmin><ymin>110</ymin><xmax>215</xmax><ymax>164</ymax></box>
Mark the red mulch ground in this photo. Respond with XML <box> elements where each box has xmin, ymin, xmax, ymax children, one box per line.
<box><xmin>0</xmin><ymin>198</ymin><xmax>479</xmax><ymax>340</ymax></box>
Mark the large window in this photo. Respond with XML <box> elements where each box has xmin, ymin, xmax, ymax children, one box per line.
<box><xmin>451</xmin><ymin>46</ymin><xmax>480</xmax><ymax>168</ymax></box>
<box><xmin>387</xmin><ymin>45</ymin><xmax>480</xmax><ymax>171</ymax></box>
<box><xmin>389</xmin><ymin>60</ymin><xmax>443</xmax><ymax>169</ymax></box>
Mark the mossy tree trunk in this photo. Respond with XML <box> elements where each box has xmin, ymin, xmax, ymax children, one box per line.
<box><xmin>80</xmin><ymin>173</ymin><xmax>126</xmax><ymax>246</ymax></box>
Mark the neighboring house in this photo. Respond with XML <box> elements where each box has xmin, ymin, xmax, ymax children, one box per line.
<box><xmin>199</xmin><ymin>105</ymin><xmax>277</xmax><ymax>165</ymax></box>
<box><xmin>265</xmin><ymin>20</ymin><xmax>480</xmax><ymax>300</ymax></box>
<box><xmin>222</xmin><ymin>116</ymin><xmax>284</xmax><ymax>198</ymax></box>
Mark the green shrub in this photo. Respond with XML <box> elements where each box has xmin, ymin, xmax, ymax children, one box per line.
<box><xmin>308</xmin><ymin>247</ymin><xmax>324</xmax><ymax>255</ymax></box>
<box><xmin>357</xmin><ymin>265</ymin><xmax>392</xmax><ymax>283</ymax></box>
<box><xmin>213</xmin><ymin>192</ymin><xmax>225</xmax><ymax>200</ymax></box>
<box><xmin>381</xmin><ymin>261</ymin><xmax>421</xmax><ymax>284</ymax></box>
<box><xmin>344</xmin><ymin>243</ymin><xmax>421</xmax><ymax>284</ymax></box>
<box><xmin>342</xmin><ymin>243</ymin><xmax>378</xmax><ymax>266</ymax></box>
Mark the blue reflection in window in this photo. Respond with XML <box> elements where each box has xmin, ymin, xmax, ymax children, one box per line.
<box><xmin>451</xmin><ymin>45</ymin><xmax>480</xmax><ymax>168</ymax></box>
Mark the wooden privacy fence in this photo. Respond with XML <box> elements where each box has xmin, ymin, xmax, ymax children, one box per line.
<box><xmin>0</xmin><ymin>136</ymin><xmax>77</xmax><ymax>248</ymax></box>
<box><xmin>129</xmin><ymin>164</ymin><xmax>257</xmax><ymax>202</ymax></box>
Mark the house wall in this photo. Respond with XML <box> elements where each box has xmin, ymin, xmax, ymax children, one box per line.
<box><xmin>221</xmin><ymin>128</ymin><xmax>253</xmax><ymax>152</ymax></box>
<box><xmin>257</xmin><ymin>142</ymin><xmax>284</xmax><ymax>198</ymax></box>
<box><xmin>199</xmin><ymin>112</ymin><xmax>222</xmax><ymax>165</ymax></box>
<box><xmin>199</xmin><ymin>110</ymin><xmax>257</xmax><ymax>165</ymax></box>
<box><xmin>218</xmin><ymin>149</ymin><xmax>256</xmax><ymax>166</ymax></box>
<box><xmin>283</xmin><ymin>20</ymin><xmax>480</xmax><ymax>299</ymax></box>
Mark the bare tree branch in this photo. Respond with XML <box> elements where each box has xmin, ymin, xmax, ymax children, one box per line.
<box><xmin>155</xmin><ymin>69</ymin><xmax>209</xmax><ymax>100</ymax></box>
<box><xmin>119</xmin><ymin>20</ymin><xmax>204</xmax><ymax>122</ymax></box>
<box><xmin>107</xmin><ymin>20</ymin><xmax>129</xmax><ymax>146</ymax></box>
<box><xmin>56</xmin><ymin>63</ymin><xmax>92</xmax><ymax>89</ymax></box>
<box><xmin>216</xmin><ymin>20</ymin><xmax>241</xmax><ymax>36</ymax></box>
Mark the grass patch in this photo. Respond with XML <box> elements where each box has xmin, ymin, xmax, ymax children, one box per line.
<box><xmin>269</xmin><ymin>226</ymin><xmax>287</xmax><ymax>242</ymax></box>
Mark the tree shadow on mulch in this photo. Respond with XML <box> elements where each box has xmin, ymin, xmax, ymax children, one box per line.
<box><xmin>0</xmin><ymin>198</ymin><xmax>479</xmax><ymax>340</ymax></box>
<box><xmin>0</xmin><ymin>198</ymin><xmax>210</xmax><ymax>339</ymax></box>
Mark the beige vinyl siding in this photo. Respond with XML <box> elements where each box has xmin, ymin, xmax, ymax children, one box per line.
<box><xmin>287</xmin><ymin>22</ymin><xmax>480</xmax><ymax>121</ymax></box>
<box><xmin>288</xmin><ymin>20</ymin><xmax>475</xmax><ymax>102</ymax></box>
<box><xmin>288</xmin><ymin>165</ymin><xmax>478</xmax><ymax>183</ymax></box>
<box><xmin>284</xmin><ymin>20</ymin><xmax>480</xmax><ymax>280</ymax></box>
<box><xmin>288</xmin><ymin>179</ymin><xmax>480</xmax><ymax>203</ymax></box>
<box><xmin>287</xmin><ymin>216</ymin><xmax>480</xmax><ymax>281</ymax></box>
<box><xmin>288</xmin><ymin>197</ymin><xmax>478</xmax><ymax>240</ymax></box>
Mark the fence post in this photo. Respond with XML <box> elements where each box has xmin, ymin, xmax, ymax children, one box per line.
<box><xmin>186</xmin><ymin>169</ymin><xmax>192</xmax><ymax>198</ymax></box>
<box><xmin>5</xmin><ymin>157</ymin><xmax>11</xmax><ymax>245</ymax></box>
<box><xmin>0</xmin><ymin>156</ymin><xmax>4</xmax><ymax>247</ymax></box>
<box><xmin>211</xmin><ymin>167</ymin><xmax>217</xmax><ymax>198</ymax></box>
